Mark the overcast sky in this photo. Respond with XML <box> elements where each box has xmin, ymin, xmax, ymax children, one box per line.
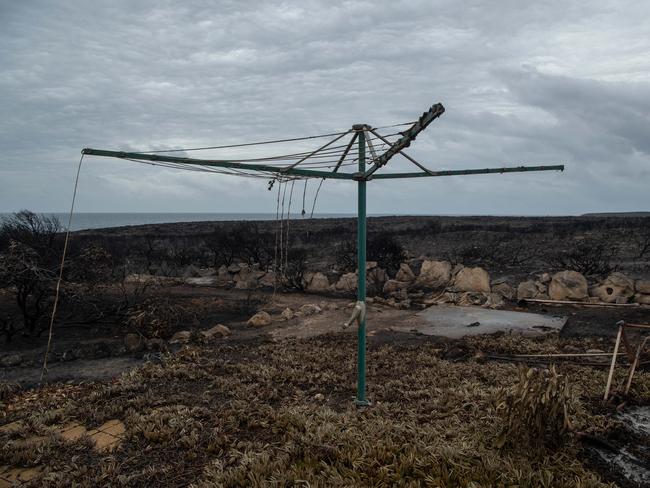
<box><xmin>1</xmin><ymin>0</ymin><xmax>649</xmax><ymax>215</ymax></box>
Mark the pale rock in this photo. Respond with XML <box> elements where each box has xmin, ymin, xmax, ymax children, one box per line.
<box><xmin>227</xmin><ymin>264</ymin><xmax>241</xmax><ymax>274</ymax></box>
<box><xmin>169</xmin><ymin>331</ymin><xmax>191</xmax><ymax>344</ymax></box>
<box><xmin>335</xmin><ymin>272</ymin><xmax>357</xmax><ymax>292</ymax></box>
<box><xmin>383</xmin><ymin>279</ymin><xmax>409</xmax><ymax>294</ymax></box>
<box><xmin>314</xmin><ymin>393</ymin><xmax>325</xmax><ymax>402</ymax></box>
<box><xmin>636</xmin><ymin>280</ymin><xmax>650</xmax><ymax>294</ymax></box>
<box><xmin>416</xmin><ymin>260</ymin><xmax>452</xmax><ymax>289</ymax></box>
<box><xmin>483</xmin><ymin>293</ymin><xmax>505</xmax><ymax>309</ymax></box>
<box><xmin>306</xmin><ymin>272</ymin><xmax>330</xmax><ymax>292</ymax></box>
<box><xmin>517</xmin><ymin>280</ymin><xmax>539</xmax><ymax>300</ymax></box>
<box><xmin>589</xmin><ymin>272</ymin><xmax>635</xmax><ymax>303</ymax></box>
<box><xmin>299</xmin><ymin>304</ymin><xmax>322</xmax><ymax>316</ymax></box>
<box><xmin>538</xmin><ymin>273</ymin><xmax>552</xmax><ymax>284</ymax></box>
<box><xmin>247</xmin><ymin>311</ymin><xmax>272</xmax><ymax>327</ymax></box>
<box><xmin>201</xmin><ymin>324</ymin><xmax>231</xmax><ymax>339</ymax></box>
<box><xmin>395</xmin><ymin>263</ymin><xmax>416</xmax><ymax>282</ymax></box>
<box><xmin>259</xmin><ymin>272</ymin><xmax>276</xmax><ymax>288</ymax></box>
<box><xmin>492</xmin><ymin>282</ymin><xmax>515</xmax><ymax>300</ymax></box>
<box><xmin>548</xmin><ymin>271</ymin><xmax>588</xmax><ymax>301</ymax></box>
<box><xmin>280</xmin><ymin>308</ymin><xmax>295</xmax><ymax>320</ymax></box>
<box><xmin>453</xmin><ymin>267</ymin><xmax>490</xmax><ymax>293</ymax></box>
<box><xmin>634</xmin><ymin>293</ymin><xmax>650</xmax><ymax>305</ymax></box>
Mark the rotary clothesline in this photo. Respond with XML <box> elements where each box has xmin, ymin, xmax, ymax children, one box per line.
<box><xmin>43</xmin><ymin>103</ymin><xmax>565</xmax><ymax>407</ymax></box>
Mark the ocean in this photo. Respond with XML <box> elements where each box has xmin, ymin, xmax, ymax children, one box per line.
<box><xmin>0</xmin><ymin>212</ymin><xmax>355</xmax><ymax>231</ymax></box>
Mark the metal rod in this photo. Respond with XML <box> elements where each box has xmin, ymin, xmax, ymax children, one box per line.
<box><xmin>604</xmin><ymin>323</ymin><xmax>624</xmax><ymax>400</ymax></box>
<box><xmin>366</xmin><ymin>128</ymin><xmax>433</xmax><ymax>177</ymax></box>
<box><xmin>82</xmin><ymin>148</ymin><xmax>355</xmax><ymax>180</ymax></box>
<box><xmin>370</xmin><ymin>165</ymin><xmax>565</xmax><ymax>179</ymax></box>
<box><xmin>333</xmin><ymin>133</ymin><xmax>358</xmax><ymax>173</ymax></box>
<box><xmin>356</xmin><ymin>128</ymin><xmax>369</xmax><ymax>407</ymax></box>
<box><xmin>282</xmin><ymin>130</ymin><xmax>351</xmax><ymax>171</ymax></box>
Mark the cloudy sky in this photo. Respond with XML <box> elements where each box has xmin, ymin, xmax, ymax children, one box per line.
<box><xmin>1</xmin><ymin>0</ymin><xmax>649</xmax><ymax>215</ymax></box>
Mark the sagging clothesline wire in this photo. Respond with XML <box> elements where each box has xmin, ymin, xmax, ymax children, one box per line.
<box><xmin>138</xmin><ymin>122</ymin><xmax>414</xmax><ymax>154</ymax></box>
<box><xmin>128</xmin><ymin>132</ymin><xmax>401</xmax><ymax>165</ymax></box>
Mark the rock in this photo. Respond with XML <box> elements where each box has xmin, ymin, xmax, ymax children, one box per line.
<box><xmin>366</xmin><ymin>261</ymin><xmax>378</xmax><ymax>270</ymax></box>
<box><xmin>169</xmin><ymin>331</ymin><xmax>191</xmax><ymax>344</ymax></box>
<box><xmin>366</xmin><ymin>267</ymin><xmax>388</xmax><ymax>295</ymax></box>
<box><xmin>299</xmin><ymin>304</ymin><xmax>322</xmax><ymax>316</ymax></box>
<box><xmin>535</xmin><ymin>281</ymin><xmax>548</xmax><ymax>294</ymax></box>
<box><xmin>483</xmin><ymin>292</ymin><xmax>505</xmax><ymax>309</ymax></box>
<box><xmin>453</xmin><ymin>267</ymin><xmax>490</xmax><ymax>293</ymax></box>
<box><xmin>634</xmin><ymin>293</ymin><xmax>650</xmax><ymax>305</ymax></box>
<box><xmin>280</xmin><ymin>307</ymin><xmax>295</xmax><ymax>320</ymax></box>
<box><xmin>492</xmin><ymin>282</ymin><xmax>515</xmax><ymax>300</ymax></box>
<box><xmin>415</xmin><ymin>260</ymin><xmax>452</xmax><ymax>289</ymax></box>
<box><xmin>201</xmin><ymin>324</ymin><xmax>231</xmax><ymax>339</ymax></box>
<box><xmin>517</xmin><ymin>280</ymin><xmax>539</xmax><ymax>300</ymax></box>
<box><xmin>548</xmin><ymin>270</ymin><xmax>588</xmax><ymax>301</ymax></box>
<box><xmin>589</xmin><ymin>272</ymin><xmax>635</xmax><ymax>303</ymax></box>
<box><xmin>247</xmin><ymin>311</ymin><xmax>272</xmax><ymax>327</ymax></box>
<box><xmin>0</xmin><ymin>353</ymin><xmax>22</xmax><ymax>367</ymax></box>
<box><xmin>306</xmin><ymin>272</ymin><xmax>330</xmax><ymax>292</ymax></box>
<box><xmin>383</xmin><ymin>279</ymin><xmax>409</xmax><ymax>294</ymax></box>
<box><xmin>259</xmin><ymin>272</ymin><xmax>276</xmax><ymax>288</ymax></box>
<box><xmin>395</xmin><ymin>263</ymin><xmax>416</xmax><ymax>282</ymax></box>
<box><xmin>457</xmin><ymin>292</ymin><xmax>488</xmax><ymax>306</ymax></box>
<box><xmin>124</xmin><ymin>333</ymin><xmax>145</xmax><ymax>353</ymax></box>
<box><xmin>538</xmin><ymin>273</ymin><xmax>552</xmax><ymax>284</ymax></box>
<box><xmin>227</xmin><ymin>264</ymin><xmax>241</xmax><ymax>273</ymax></box>
<box><xmin>335</xmin><ymin>272</ymin><xmax>357</xmax><ymax>292</ymax></box>
<box><xmin>636</xmin><ymin>280</ymin><xmax>650</xmax><ymax>294</ymax></box>
<box><xmin>314</xmin><ymin>393</ymin><xmax>325</xmax><ymax>402</ymax></box>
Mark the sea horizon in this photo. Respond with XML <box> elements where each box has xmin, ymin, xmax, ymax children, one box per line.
<box><xmin>1</xmin><ymin>211</ymin><xmax>648</xmax><ymax>232</ymax></box>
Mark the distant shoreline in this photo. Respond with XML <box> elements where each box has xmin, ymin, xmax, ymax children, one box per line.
<box><xmin>1</xmin><ymin>211</ymin><xmax>648</xmax><ymax>232</ymax></box>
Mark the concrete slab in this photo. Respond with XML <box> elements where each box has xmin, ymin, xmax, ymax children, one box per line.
<box><xmin>403</xmin><ymin>305</ymin><xmax>566</xmax><ymax>339</ymax></box>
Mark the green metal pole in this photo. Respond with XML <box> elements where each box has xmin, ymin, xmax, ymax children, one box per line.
<box><xmin>356</xmin><ymin>127</ymin><xmax>369</xmax><ymax>406</ymax></box>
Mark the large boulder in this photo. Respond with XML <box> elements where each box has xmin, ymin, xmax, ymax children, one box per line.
<box><xmin>395</xmin><ymin>263</ymin><xmax>416</xmax><ymax>282</ymax></box>
<box><xmin>259</xmin><ymin>272</ymin><xmax>276</xmax><ymax>288</ymax></box>
<box><xmin>635</xmin><ymin>280</ymin><xmax>650</xmax><ymax>294</ymax></box>
<box><xmin>306</xmin><ymin>272</ymin><xmax>330</xmax><ymax>292</ymax></box>
<box><xmin>634</xmin><ymin>293</ymin><xmax>650</xmax><ymax>305</ymax></box>
<box><xmin>589</xmin><ymin>272</ymin><xmax>635</xmax><ymax>303</ymax></box>
<box><xmin>415</xmin><ymin>260</ymin><xmax>451</xmax><ymax>289</ymax></box>
<box><xmin>247</xmin><ymin>311</ymin><xmax>272</xmax><ymax>327</ymax></box>
<box><xmin>453</xmin><ymin>267</ymin><xmax>490</xmax><ymax>293</ymax></box>
<box><xmin>548</xmin><ymin>270</ymin><xmax>588</xmax><ymax>301</ymax></box>
<box><xmin>335</xmin><ymin>272</ymin><xmax>357</xmax><ymax>292</ymax></box>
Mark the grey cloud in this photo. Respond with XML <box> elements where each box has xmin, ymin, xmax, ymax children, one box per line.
<box><xmin>0</xmin><ymin>0</ymin><xmax>649</xmax><ymax>215</ymax></box>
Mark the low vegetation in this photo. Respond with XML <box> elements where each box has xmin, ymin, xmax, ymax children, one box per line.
<box><xmin>2</xmin><ymin>332</ymin><xmax>648</xmax><ymax>486</ymax></box>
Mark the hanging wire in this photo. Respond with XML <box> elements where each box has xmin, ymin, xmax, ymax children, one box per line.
<box><xmin>310</xmin><ymin>178</ymin><xmax>326</xmax><ymax>218</ymax></box>
<box><xmin>41</xmin><ymin>153</ymin><xmax>85</xmax><ymax>383</ymax></box>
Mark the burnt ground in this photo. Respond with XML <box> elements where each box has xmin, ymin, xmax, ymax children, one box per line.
<box><xmin>1</xmin><ymin>215</ymin><xmax>650</xmax><ymax>486</ymax></box>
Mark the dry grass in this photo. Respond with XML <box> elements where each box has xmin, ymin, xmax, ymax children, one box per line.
<box><xmin>1</xmin><ymin>331</ymin><xmax>648</xmax><ymax>487</ymax></box>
